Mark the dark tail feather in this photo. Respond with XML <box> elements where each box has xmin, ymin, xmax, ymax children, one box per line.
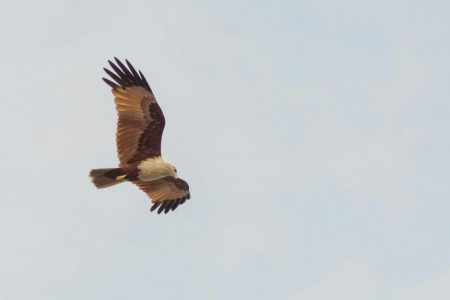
<box><xmin>89</xmin><ymin>168</ymin><xmax>125</xmax><ymax>189</ymax></box>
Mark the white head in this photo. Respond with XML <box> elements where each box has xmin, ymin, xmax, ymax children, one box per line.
<box><xmin>137</xmin><ymin>157</ymin><xmax>178</xmax><ymax>181</ymax></box>
<box><xmin>166</xmin><ymin>162</ymin><xmax>178</xmax><ymax>178</ymax></box>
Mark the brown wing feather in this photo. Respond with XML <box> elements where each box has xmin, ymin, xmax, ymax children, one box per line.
<box><xmin>134</xmin><ymin>177</ymin><xmax>191</xmax><ymax>214</ymax></box>
<box><xmin>103</xmin><ymin>58</ymin><xmax>165</xmax><ymax>167</ymax></box>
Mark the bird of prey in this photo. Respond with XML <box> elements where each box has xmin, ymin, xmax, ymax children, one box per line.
<box><xmin>89</xmin><ymin>58</ymin><xmax>190</xmax><ymax>214</ymax></box>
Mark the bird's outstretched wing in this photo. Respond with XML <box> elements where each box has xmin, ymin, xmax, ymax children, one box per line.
<box><xmin>103</xmin><ymin>58</ymin><xmax>165</xmax><ymax>167</ymax></box>
<box><xmin>134</xmin><ymin>177</ymin><xmax>191</xmax><ymax>214</ymax></box>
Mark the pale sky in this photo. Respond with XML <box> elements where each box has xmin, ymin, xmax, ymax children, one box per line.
<box><xmin>1</xmin><ymin>1</ymin><xmax>449</xmax><ymax>299</ymax></box>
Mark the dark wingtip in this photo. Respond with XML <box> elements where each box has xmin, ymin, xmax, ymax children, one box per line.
<box><xmin>102</xmin><ymin>57</ymin><xmax>152</xmax><ymax>92</ymax></box>
<box><xmin>164</xmin><ymin>201</ymin><xmax>174</xmax><ymax>214</ymax></box>
<box><xmin>157</xmin><ymin>202</ymin><xmax>167</xmax><ymax>214</ymax></box>
<box><xmin>125</xmin><ymin>59</ymin><xmax>134</xmax><ymax>71</ymax></box>
<box><xmin>150</xmin><ymin>202</ymin><xmax>161</xmax><ymax>212</ymax></box>
<box><xmin>125</xmin><ymin>59</ymin><xmax>141</xmax><ymax>85</ymax></box>
<box><xmin>102</xmin><ymin>78</ymin><xmax>119</xmax><ymax>89</ymax></box>
<box><xmin>138</xmin><ymin>70</ymin><xmax>152</xmax><ymax>92</ymax></box>
<box><xmin>171</xmin><ymin>199</ymin><xmax>180</xmax><ymax>211</ymax></box>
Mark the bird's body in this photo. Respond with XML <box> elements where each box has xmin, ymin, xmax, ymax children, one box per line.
<box><xmin>89</xmin><ymin>58</ymin><xmax>190</xmax><ymax>214</ymax></box>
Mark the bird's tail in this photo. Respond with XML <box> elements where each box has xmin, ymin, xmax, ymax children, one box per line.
<box><xmin>89</xmin><ymin>168</ymin><xmax>127</xmax><ymax>189</ymax></box>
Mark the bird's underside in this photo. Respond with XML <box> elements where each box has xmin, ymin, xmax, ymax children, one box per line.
<box><xmin>89</xmin><ymin>58</ymin><xmax>191</xmax><ymax>214</ymax></box>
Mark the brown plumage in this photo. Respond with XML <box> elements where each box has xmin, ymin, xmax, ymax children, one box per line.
<box><xmin>89</xmin><ymin>58</ymin><xmax>191</xmax><ymax>214</ymax></box>
<box><xmin>135</xmin><ymin>177</ymin><xmax>191</xmax><ymax>213</ymax></box>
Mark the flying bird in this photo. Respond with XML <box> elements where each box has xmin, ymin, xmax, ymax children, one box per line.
<box><xmin>89</xmin><ymin>58</ymin><xmax>190</xmax><ymax>214</ymax></box>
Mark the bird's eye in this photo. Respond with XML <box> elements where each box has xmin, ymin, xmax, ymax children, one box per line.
<box><xmin>174</xmin><ymin>168</ymin><xmax>177</xmax><ymax>173</ymax></box>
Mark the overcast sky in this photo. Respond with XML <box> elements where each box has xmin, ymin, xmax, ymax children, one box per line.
<box><xmin>1</xmin><ymin>0</ymin><xmax>449</xmax><ymax>299</ymax></box>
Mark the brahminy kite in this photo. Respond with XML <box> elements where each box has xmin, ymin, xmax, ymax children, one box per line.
<box><xmin>89</xmin><ymin>58</ymin><xmax>190</xmax><ymax>214</ymax></box>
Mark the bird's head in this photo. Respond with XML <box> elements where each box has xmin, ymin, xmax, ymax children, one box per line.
<box><xmin>166</xmin><ymin>163</ymin><xmax>178</xmax><ymax>178</ymax></box>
